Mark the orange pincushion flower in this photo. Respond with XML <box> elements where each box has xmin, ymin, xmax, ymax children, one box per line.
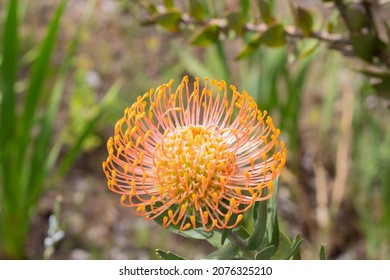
<box><xmin>102</xmin><ymin>76</ymin><xmax>286</xmax><ymax>232</ymax></box>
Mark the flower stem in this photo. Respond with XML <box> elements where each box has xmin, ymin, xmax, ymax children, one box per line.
<box><xmin>228</xmin><ymin>227</ymin><xmax>255</xmax><ymax>259</ymax></box>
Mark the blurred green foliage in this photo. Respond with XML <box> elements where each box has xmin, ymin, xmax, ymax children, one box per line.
<box><xmin>0</xmin><ymin>0</ymin><xmax>120</xmax><ymax>259</ymax></box>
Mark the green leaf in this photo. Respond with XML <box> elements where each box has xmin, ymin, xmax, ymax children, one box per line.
<box><xmin>284</xmin><ymin>234</ymin><xmax>303</xmax><ymax>260</ymax></box>
<box><xmin>296</xmin><ymin>6</ymin><xmax>314</xmax><ymax>36</ymax></box>
<box><xmin>155</xmin><ymin>10</ymin><xmax>181</xmax><ymax>32</ymax></box>
<box><xmin>221</xmin><ymin>228</ymin><xmax>232</xmax><ymax>245</ymax></box>
<box><xmin>0</xmin><ymin>0</ymin><xmax>19</xmax><ymax>148</ymax></box>
<box><xmin>21</xmin><ymin>0</ymin><xmax>67</xmax><ymax>137</ymax></box>
<box><xmin>247</xmin><ymin>200</ymin><xmax>268</xmax><ymax>250</ymax></box>
<box><xmin>255</xmin><ymin>245</ymin><xmax>276</xmax><ymax>260</ymax></box>
<box><xmin>266</xmin><ymin>180</ymin><xmax>279</xmax><ymax>247</ymax></box>
<box><xmin>260</xmin><ymin>23</ymin><xmax>286</xmax><ymax>47</ymax></box>
<box><xmin>156</xmin><ymin>249</ymin><xmax>186</xmax><ymax>260</ymax></box>
<box><xmin>244</xmin><ymin>181</ymin><xmax>282</xmax><ymax>256</ymax></box>
<box><xmin>269</xmin><ymin>208</ymin><xmax>280</xmax><ymax>247</ymax></box>
<box><xmin>189</xmin><ymin>0</ymin><xmax>206</xmax><ymax>21</ymax></box>
<box><xmin>190</xmin><ymin>24</ymin><xmax>220</xmax><ymax>46</ymax></box>
<box><xmin>236</xmin><ymin>24</ymin><xmax>286</xmax><ymax>59</ymax></box>
<box><xmin>0</xmin><ymin>0</ymin><xmax>20</xmax><ymax>251</ymax></box>
<box><xmin>256</xmin><ymin>0</ymin><xmax>275</xmax><ymax>24</ymax></box>
<box><xmin>177</xmin><ymin>228</ymin><xmax>214</xmax><ymax>239</ymax></box>
<box><xmin>206</xmin><ymin>244</ymin><xmax>240</xmax><ymax>260</ymax></box>
<box><xmin>296</xmin><ymin>40</ymin><xmax>320</xmax><ymax>61</ymax></box>
<box><xmin>319</xmin><ymin>244</ymin><xmax>328</xmax><ymax>260</ymax></box>
<box><xmin>271</xmin><ymin>230</ymin><xmax>291</xmax><ymax>259</ymax></box>
<box><xmin>350</xmin><ymin>33</ymin><xmax>380</xmax><ymax>62</ymax></box>
<box><xmin>236</xmin><ymin>34</ymin><xmax>262</xmax><ymax>59</ymax></box>
<box><xmin>226</xmin><ymin>12</ymin><xmax>244</xmax><ymax>35</ymax></box>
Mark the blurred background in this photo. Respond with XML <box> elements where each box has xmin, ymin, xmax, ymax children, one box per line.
<box><xmin>1</xmin><ymin>0</ymin><xmax>390</xmax><ymax>260</ymax></box>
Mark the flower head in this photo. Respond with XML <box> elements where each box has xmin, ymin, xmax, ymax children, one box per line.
<box><xmin>102</xmin><ymin>76</ymin><xmax>286</xmax><ymax>231</ymax></box>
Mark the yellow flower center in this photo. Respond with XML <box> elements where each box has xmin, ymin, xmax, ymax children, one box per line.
<box><xmin>154</xmin><ymin>125</ymin><xmax>237</xmax><ymax>210</ymax></box>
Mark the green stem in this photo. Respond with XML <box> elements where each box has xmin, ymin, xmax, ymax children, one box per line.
<box><xmin>228</xmin><ymin>231</ymin><xmax>247</xmax><ymax>248</ymax></box>
<box><xmin>227</xmin><ymin>227</ymin><xmax>255</xmax><ymax>259</ymax></box>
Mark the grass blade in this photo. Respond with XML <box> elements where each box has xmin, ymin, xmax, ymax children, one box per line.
<box><xmin>0</xmin><ymin>0</ymin><xmax>20</xmax><ymax>257</ymax></box>
<box><xmin>319</xmin><ymin>244</ymin><xmax>328</xmax><ymax>260</ymax></box>
<box><xmin>0</xmin><ymin>0</ymin><xmax>19</xmax><ymax>147</ymax></box>
<box><xmin>20</xmin><ymin>0</ymin><xmax>67</xmax><ymax>139</ymax></box>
